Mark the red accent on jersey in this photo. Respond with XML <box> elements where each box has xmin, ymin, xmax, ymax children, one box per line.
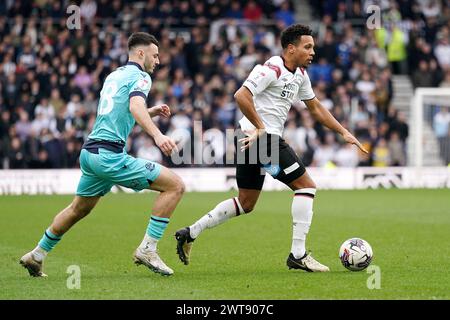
<box><xmin>264</xmin><ymin>62</ymin><xmax>281</xmax><ymax>79</ymax></box>
<box><xmin>232</xmin><ymin>198</ymin><xmax>240</xmax><ymax>216</ymax></box>
<box><xmin>300</xmin><ymin>68</ymin><xmax>305</xmax><ymax>75</ymax></box>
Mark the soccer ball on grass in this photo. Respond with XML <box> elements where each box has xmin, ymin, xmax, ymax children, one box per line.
<box><xmin>339</xmin><ymin>238</ymin><xmax>373</xmax><ymax>271</ymax></box>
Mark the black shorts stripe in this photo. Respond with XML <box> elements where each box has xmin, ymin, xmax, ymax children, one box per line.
<box><xmin>150</xmin><ymin>216</ymin><xmax>169</xmax><ymax>224</ymax></box>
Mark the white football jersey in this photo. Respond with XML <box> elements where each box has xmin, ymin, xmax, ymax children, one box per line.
<box><xmin>239</xmin><ymin>56</ymin><xmax>315</xmax><ymax>137</ymax></box>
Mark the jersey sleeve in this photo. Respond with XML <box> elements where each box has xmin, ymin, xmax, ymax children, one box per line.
<box><xmin>243</xmin><ymin>64</ymin><xmax>277</xmax><ymax>95</ymax></box>
<box><xmin>297</xmin><ymin>71</ymin><xmax>315</xmax><ymax>101</ymax></box>
<box><xmin>129</xmin><ymin>73</ymin><xmax>152</xmax><ymax>100</ymax></box>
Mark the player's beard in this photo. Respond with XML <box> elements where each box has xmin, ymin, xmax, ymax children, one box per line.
<box><xmin>298</xmin><ymin>61</ymin><xmax>309</xmax><ymax>69</ymax></box>
<box><xmin>145</xmin><ymin>64</ymin><xmax>154</xmax><ymax>74</ymax></box>
<box><xmin>144</xmin><ymin>58</ymin><xmax>154</xmax><ymax>74</ymax></box>
<box><xmin>301</xmin><ymin>59</ymin><xmax>313</xmax><ymax>69</ymax></box>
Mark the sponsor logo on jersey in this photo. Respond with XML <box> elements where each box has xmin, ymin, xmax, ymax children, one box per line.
<box><xmin>281</xmin><ymin>83</ymin><xmax>298</xmax><ymax>99</ymax></box>
<box><xmin>145</xmin><ymin>162</ymin><xmax>156</xmax><ymax>171</ymax></box>
<box><xmin>245</xmin><ymin>79</ymin><xmax>258</xmax><ymax>88</ymax></box>
<box><xmin>136</xmin><ymin>78</ymin><xmax>150</xmax><ymax>91</ymax></box>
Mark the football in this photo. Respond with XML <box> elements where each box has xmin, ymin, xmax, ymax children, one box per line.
<box><xmin>339</xmin><ymin>238</ymin><xmax>373</xmax><ymax>271</ymax></box>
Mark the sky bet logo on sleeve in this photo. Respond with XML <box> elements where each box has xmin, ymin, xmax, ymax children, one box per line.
<box><xmin>135</xmin><ymin>77</ymin><xmax>150</xmax><ymax>92</ymax></box>
<box><xmin>245</xmin><ymin>79</ymin><xmax>258</xmax><ymax>88</ymax></box>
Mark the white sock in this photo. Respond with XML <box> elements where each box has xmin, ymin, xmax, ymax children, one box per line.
<box><xmin>189</xmin><ymin>197</ymin><xmax>244</xmax><ymax>239</ymax></box>
<box><xmin>32</xmin><ymin>245</ymin><xmax>48</xmax><ymax>262</ymax></box>
<box><xmin>139</xmin><ymin>233</ymin><xmax>158</xmax><ymax>252</ymax></box>
<box><xmin>291</xmin><ymin>188</ymin><xmax>316</xmax><ymax>259</ymax></box>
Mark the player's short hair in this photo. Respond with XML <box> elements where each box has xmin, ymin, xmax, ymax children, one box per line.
<box><xmin>128</xmin><ymin>32</ymin><xmax>159</xmax><ymax>51</ymax></box>
<box><xmin>280</xmin><ymin>24</ymin><xmax>312</xmax><ymax>49</ymax></box>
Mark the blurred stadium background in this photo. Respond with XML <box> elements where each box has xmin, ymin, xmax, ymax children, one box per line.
<box><xmin>0</xmin><ymin>0</ymin><xmax>449</xmax><ymax>172</ymax></box>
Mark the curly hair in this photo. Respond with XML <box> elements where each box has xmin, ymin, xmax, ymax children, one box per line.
<box><xmin>280</xmin><ymin>24</ymin><xmax>313</xmax><ymax>49</ymax></box>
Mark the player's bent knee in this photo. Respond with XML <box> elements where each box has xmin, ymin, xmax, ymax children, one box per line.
<box><xmin>305</xmin><ymin>182</ymin><xmax>317</xmax><ymax>190</ymax></box>
<box><xmin>290</xmin><ymin>175</ymin><xmax>317</xmax><ymax>190</ymax></box>
<box><xmin>238</xmin><ymin>195</ymin><xmax>258</xmax><ymax>213</ymax></box>
<box><xmin>175</xmin><ymin>179</ymin><xmax>185</xmax><ymax>196</ymax></box>
<box><xmin>167</xmin><ymin>175</ymin><xmax>185</xmax><ymax>197</ymax></box>
<box><xmin>243</xmin><ymin>206</ymin><xmax>254</xmax><ymax>214</ymax></box>
<box><xmin>240</xmin><ymin>201</ymin><xmax>256</xmax><ymax>214</ymax></box>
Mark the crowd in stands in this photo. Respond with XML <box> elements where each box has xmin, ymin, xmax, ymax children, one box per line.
<box><xmin>0</xmin><ymin>0</ymin><xmax>449</xmax><ymax>169</ymax></box>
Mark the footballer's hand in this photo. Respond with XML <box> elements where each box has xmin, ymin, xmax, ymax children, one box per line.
<box><xmin>148</xmin><ymin>104</ymin><xmax>171</xmax><ymax>118</ymax></box>
<box><xmin>341</xmin><ymin>130</ymin><xmax>368</xmax><ymax>154</ymax></box>
<box><xmin>154</xmin><ymin>134</ymin><xmax>178</xmax><ymax>156</ymax></box>
<box><xmin>239</xmin><ymin>128</ymin><xmax>266</xmax><ymax>152</ymax></box>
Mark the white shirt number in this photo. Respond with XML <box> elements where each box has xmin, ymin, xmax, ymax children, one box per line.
<box><xmin>98</xmin><ymin>82</ymin><xmax>118</xmax><ymax>115</ymax></box>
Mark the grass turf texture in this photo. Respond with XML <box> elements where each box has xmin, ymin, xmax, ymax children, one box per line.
<box><xmin>1</xmin><ymin>189</ymin><xmax>449</xmax><ymax>299</ymax></box>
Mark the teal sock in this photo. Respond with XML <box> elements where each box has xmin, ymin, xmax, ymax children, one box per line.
<box><xmin>38</xmin><ymin>228</ymin><xmax>62</xmax><ymax>252</ymax></box>
<box><xmin>147</xmin><ymin>216</ymin><xmax>170</xmax><ymax>240</ymax></box>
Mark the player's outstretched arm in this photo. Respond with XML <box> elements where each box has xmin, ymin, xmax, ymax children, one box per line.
<box><xmin>303</xmin><ymin>97</ymin><xmax>368</xmax><ymax>154</ymax></box>
<box><xmin>130</xmin><ymin>96</ymin><xmax>177</xmax><ymax>156</ymax></box>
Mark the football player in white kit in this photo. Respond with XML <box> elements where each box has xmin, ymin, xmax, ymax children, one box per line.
<box><xmin>175</xmin><ymin>24</ymin><xmax>368</xmax><ymax>272</ymax></box>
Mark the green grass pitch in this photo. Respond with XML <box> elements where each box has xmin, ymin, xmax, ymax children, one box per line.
<box><xmin>1</xmin><ymin>189</ymin><xmax>449</xmax><ymax>299</ymax></box>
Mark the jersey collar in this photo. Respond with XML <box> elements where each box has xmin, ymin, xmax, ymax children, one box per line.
<box><xmin>280</xmin><ymin>55</ymin><xmax>296</xmax><ymax>74</ymax></box>
<box><xmin>127</xmin><ymin>61</ymin><xmax>144</xmax><ymax>71</ymax></box>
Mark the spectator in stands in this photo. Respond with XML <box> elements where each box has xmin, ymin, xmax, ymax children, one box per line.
<box><xmin>388</xmin><ymin>109</ymin><xmax>409</xmax><ymax>142</ymax></box>
<box><xmin>412</xmin><ymin>60</ymin><xmax>434</xmax><ymax>87</ymax></box>
<box><xmin>275</xmin><ymin>1</ymin><xmax>295</xmax><ymax>28</ymax></box>
<box><xmin>388</xmin><ymin>131</ymin><xmax>406</xmax><ymax>166</ymax></box>
<box><xmin>7</xmin><ymin>136</ymin><xmax>26</xmax><ymax>169</ymax></box>
<box><xmin>28</xmin><ymin>149</ymin><xmax>52</xmax><ymax>169</ymax></box>
<box><xmin>334</xmin><ymin>143</ymin><xmax>360</xmax><ymax>167</ymax></box>
<box><xmin>73</xmin><ymin>66</ymin><xmax>94</xmax><ymax>96</ymax></box>
<box><xmin>442</xmin><ymin>126</ymin><xmax>450</xmax><ymax>165</ymax></box>
<box><xmin>63</xmin><ymin>139</ymin><xmax>81</xmax><ymax>168</ymax></box>
<box><xmin>225</xmin><ymin>1</ymin><xmax>244</xmax><ymax>20</ymax></box>
<box><xmin>440</xmin><ymin>70</ymin><xmax>450</xmax><ymax>87</ymax></box>
<box><xmin>372</xmin><ymin>138</ymin><xmax>391</xmax><ymax>167</ymax></box>
<box><xmin>137</xmin><ymin>137</ymin><xmax>163</xmax><ymax>164</ymax></box>
<box><xmin>433</xmin><ymin>107</ymin><xmax>450</xmax><ymax>138</ymax></box>
<box><xmin>372</xmin><ymin>78</ymin><xmax>391</xmax><ymax>122</ymax></box>
<box><xmin>375</xmin><ymin>24</ymin><xmax>408</xmax><ymax>74</ymax></box>
<box><xmin>15</xmin><ymin>109</ymin><xmax>32</xmax><ymax>142</ymax></box>
<box><xmin>0</xmin><ymin>0</ymin><xmax>422</xmax><ymax>169</ymax></box>
<box><xmin>80</xmin><ymin>0</ymin><xmax>98</xmax><ymax>23</ymax></box>
<box><xmin>356</xmin><ymin>71</ymin><xmax>376</xmax><ymax>101</ymax></box>
<box><xmin>243</xmin><ymin>1</ymin><xmax>263</xmax><ymax>22</ymax></box>
<box><xmin>308</xmin><ymin>57</ymin><xmax>334</xmax><ymax>84</ymax></box>
<box><xmin>434</xmin><ymin>33</ymin><xmax>450</xmax><ymax>70</ymax></box>
<box><xmin>312</xmin><ymin>131</ymin><xmax>339</xmax><ymax>167</ymax></box>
